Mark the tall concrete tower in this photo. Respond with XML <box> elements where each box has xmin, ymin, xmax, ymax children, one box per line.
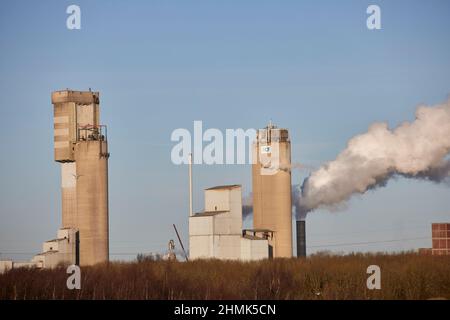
<box><xmin>52</xmin><ymin>90</ymin><xmax>109</xmax><ymax>266</ymax></box>
<box><xmin>252</xmin><ymin>122</ymin><xmax>292</xmax><ymax>258</ymax></box>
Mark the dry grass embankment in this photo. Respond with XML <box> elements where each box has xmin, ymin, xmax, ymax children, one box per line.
<box><xmin>1</xmin><ymin>252</ymin><xmax>449</xmax><ymax>300</ymax></box>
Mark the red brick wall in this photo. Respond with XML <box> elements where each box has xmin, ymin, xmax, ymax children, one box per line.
<box><xmin>432</xmin><ymin>223</ymin><xmax>450</xmax><ymax>255</ymax></box>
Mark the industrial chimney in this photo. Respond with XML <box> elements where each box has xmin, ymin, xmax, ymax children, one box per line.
<box><xmin>296</xmin><ymin>220</ymin><xmax>306</xmax><ymax>257</ymax></box>
<box><xmin>252</xmin><ymin>122</ymin><xmax>293</xmax><ymax>258</ymax></box>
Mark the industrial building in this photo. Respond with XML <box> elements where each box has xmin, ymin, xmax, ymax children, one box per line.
<box><xmin>0</xmin><ymin>90</ymin><xmax>110</xmax><ymax>272</ymax></box>
<box><xmin>32</xmin><ymin>228</ymin><xmax>79</xmax><ymax>268</ymax></box>
<box><xmin>432</xmin><ymin>223</ymin><xmax>450</xmax><ymax>255</ymax></box>
<box><xmin>52</xmin><ymin>90</ymin><xmax>109</xmax><ymax>266</ymax></box>
<box><xmin>418</xmin><ymin>223</ymin><xmax>450</xmax><ymax>256</ymax></box>
<box><xmin>0</xmin><ymin>228</ymin><xmax>79</xmax><ymax>273</ymax></box>
<box><xmin>252</xmin><ymin>122</ymin><xmax>293</xmax><ymax>258</ymax></box>
<box><xmin>188</xmin><ymin>121</ymin><xmax>296</xmax><ymax>261</ymax></box>
<box><xmin>50</xmin><ymin>89</ymin><xmax>110</xmax><ymax>266</ymax></box>
<box><xmin>189</xmin><ymin>185</ymin><xmax>270</xmax><ymax>261</ymax></box>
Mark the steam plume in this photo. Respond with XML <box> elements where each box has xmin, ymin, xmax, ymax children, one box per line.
<box><xmin>298</xmin><ymin>98</ymin><xmax>450</xmax><ymax>217</ymax></box>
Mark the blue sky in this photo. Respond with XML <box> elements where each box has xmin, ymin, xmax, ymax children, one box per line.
<box><xmin>0</xmin><ymin>0</ymin><xmax>449</xmax><ymax>261</ymax></box>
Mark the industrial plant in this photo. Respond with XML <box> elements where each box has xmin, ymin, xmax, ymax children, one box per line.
<box><xmin>2</xmin><ymin>90</ymin><xmax>450</xmax><ymax>275</ymax></box>
<box><xmin>0</xmin><ymin>90</ymin><xmax>110</xmax><ymax>272</ymax></box>
<box><xmin>188</xmin><ymin>122</ymin><xmax>309</xmax><ymax>261</ymax></box>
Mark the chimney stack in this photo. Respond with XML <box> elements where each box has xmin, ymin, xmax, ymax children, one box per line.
<box><xmin>296</xmin><ymin>220</ymin><xmax>306</xmax><ymax>257</ymax></box>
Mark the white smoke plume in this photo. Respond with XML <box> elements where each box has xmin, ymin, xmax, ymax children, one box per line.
<box><xmin>297</xmin><ymin>98</ymin><xmax>450</xmax><ymax>217</ymax></box>
<box><xmin>243</xmin><ymin>163</ymin><xmax>314</xmax><ymax>220</ymax></box>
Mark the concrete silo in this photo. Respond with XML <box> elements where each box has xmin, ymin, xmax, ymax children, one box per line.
<box><xmin>74</xmin><ymin>140</ymin><xmax>109</xmax><ymax>265</ymax></box>
<box><xmin>51</xmin><ymin>90</ymin><xmax>109</xmax><ymax>266</ymax></box>
<box><xmin>252</xmin><ymin>122</ymin><xmax>292</xmax><ymax>258</ymax></box>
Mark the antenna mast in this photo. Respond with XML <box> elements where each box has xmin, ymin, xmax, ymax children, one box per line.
<box><xmin>189</xmin><ymin>153</ymin><xmax>193</xmax><ymax>217</ymax></box>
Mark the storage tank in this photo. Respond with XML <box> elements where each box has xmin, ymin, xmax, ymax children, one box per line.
<box><xmin>252</xmin><ymin>122</ymin><xmax>292</xmax><ymax>258</ymax></box>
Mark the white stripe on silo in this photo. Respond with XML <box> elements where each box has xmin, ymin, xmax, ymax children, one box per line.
<box><xmin>54</xmin><ymin>128</ymin><xmax>69</xmax><ymax>136</ymax></box>
<box><xmin>54</xmin><ymin>116</ymin><xmax>69</xmax><ymax>124</ymax></box>
<box><xmin>54</xmin><ymin>141</ymin><xmax>69</xmax><ymax>148</ymax></box>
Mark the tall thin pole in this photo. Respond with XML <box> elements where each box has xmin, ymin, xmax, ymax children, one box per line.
<box><xmin>189</xmin><ymin>153</ymin><xmax>193</xmax><ymax>217</ymax></box>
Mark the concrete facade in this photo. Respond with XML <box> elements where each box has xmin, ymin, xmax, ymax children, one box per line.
<box><xmin>189</xmin><ymin>185</ymin><xmax>269</xmax><ymax>261</ymax></box>
<box><xmin>252</xmin><ymin>123</ymin><xmax>293</xmax><ymax>258</ymax></box>
<box><xmin>240</xmin><ymin>236</ymin><xmax>270</xmax><ymax>261</ymax></box>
